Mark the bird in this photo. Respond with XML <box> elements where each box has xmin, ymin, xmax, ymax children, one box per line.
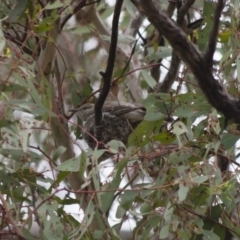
<box><xmin>70</xmin><ymin>101</ymin><xmax>146</xmax><ymax>149</ymax></box>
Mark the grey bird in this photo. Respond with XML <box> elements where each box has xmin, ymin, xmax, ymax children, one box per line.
<box><xmin>72</xmin><ymin>102</ymin><xmax>146</xmax><ymax>122</ymax></box>
<box><xmin>70</xmin><ymin>101</ymin><xmax>146</xmax><ymax>148</ymax></box>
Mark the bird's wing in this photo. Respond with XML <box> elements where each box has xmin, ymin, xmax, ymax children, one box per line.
<box><xmin>103</xmin><ymin>102</ymin><xmax>146</xmax><ymax>122</ymax></box>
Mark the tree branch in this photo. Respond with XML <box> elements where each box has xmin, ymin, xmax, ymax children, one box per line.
<box><xmin>131</xmin><ymin>0</ymin><xmax>240</xmax><ymax>123</ymax></box>
<box><xmin>94</xmin><ymin>0</ymin><xmax>124</xmax><ymax>127</ymax></box>
<box><xmin>157</xmin><ymin>0</ymin><xmax>194</xmax><ymax>93</ymax></box>
<box><xmin>204</xmin><ymin>0</ymin><xmax>225</xmax><ymax>64</ymax></box>
<box><xmin>177</xmin><ymin>0</ymin><xmax>195</xmax><ymax>24</ymax></box>
<box><xmin>157</xmin><ymin>52</ymin><xmax>181</xmax><ymax>93</ymax></box>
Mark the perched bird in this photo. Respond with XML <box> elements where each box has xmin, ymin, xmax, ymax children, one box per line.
<box><xmin>71</xmin><ymin>102</ymin><xmax>146</xmax><ymax>148</ymax></box>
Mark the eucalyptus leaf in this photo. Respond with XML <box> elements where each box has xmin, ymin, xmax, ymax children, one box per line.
<box><xmin>0</xmin><ymin>149</ymin><xmax>42</xmax><ymax>162</ymax></box>
<box><xmin>52</xmin><ymin>146</ymin><xmax>66</xmax><ymax>162</ymax></box>
<box><xmin>56</xmin><ymin>156</ymin><xmax>80</xmax><ymax>172</ymax></box>
<box><xmin>45</xmin><ymin>0</ymin><xmax>66</xmax><ymax>9</ymax></box>
<box><xmin>178</xmin><ymin>183</ymin><xmax>189</xmax><ymax>202</ymax></box>
<box><xmin>192</xmin><ymin>175</ymin><xmax>208</xmax><ymax>184</ymax></box>
<box><xmin>79</xmin><ymin>151</ymin><xmax>87</xmax><ymax>178</ymax></box>
<box><xmin>159</xmin><ymin>224</ymin><xmax>170</xmax><ymax>239</ymax></box>
<box><xmin>141</xmin><ymin>70</ymin><xmax>157</xmax><ymax>89</ymax></box>
<box><xmin>163</xmin><ymin>202</ymin><xmax>173</xmax><ymax>222</ymax></box>
<box><xmin>8</xmin><ymin>0</ymin><xmax>27</xmax><ymax>21</ymax></box>
<box><xmin>0</xmin><ymin>83</ymin><xmax>26</xmax><ymax>92</ymax></box>
<box><xmin>0</xmin><ymin>22</ymin><xmax>6</xmax><ymax>52</ymax></box>
<box><xmin>203</xmin><ymin>230</ymin><xmax>220</xmax><ymax>240</ymax></box>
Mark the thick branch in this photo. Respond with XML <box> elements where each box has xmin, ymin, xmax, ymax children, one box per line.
<box><xmin>94</xmin><ymin>0</ymin><xmax>124</xmax><ymax>127</ymax></box>
<box><xmin>131</xmin><ymin>0</ymin><xmax>240</xmax><ymax>123</ymax></box>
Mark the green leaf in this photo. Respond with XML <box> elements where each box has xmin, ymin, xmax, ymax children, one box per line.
<box><xmin>203</xmin><ymin>230</ymin><xmax>220</xmax><ymax>240</ymax></box>
<box><xmin>141</xmin><ymin>70</ymin><xmax>157</xmax><ymax>89</ymax></box>
<box><xmin>107</xmin><ymin>140</ymin><xmax>126</xmax><ymax>153</ymax></box>
<box><xmin>128</xmin><ymin>120</ymin><xmax>163</xmax><ymax>146</ymax></box>
<box><xmin>76</xmin><ymin>202</ymin><xmax>95</xmax><ymax>239</ymax></box>
<box><xmin>52</xmin><ymin>146</ymin><xmax>66</xmax><ymax>162</ymax></box>
<box><xmin>116</xmin><ymin>205</ymin><xmax>126</xmax><ymax>219</ymax></box>
<box><xmin>92</xmin><ymin>230</ymin><xmax>104</xmax><ymax>239</ymax></box>
<box><xmin>169</xmin><ymin>150</ymin><xmax>191</xmax><ymax>164</ymax></box>
<box><xmin>213</xmin><ymin>223</ymin><xmax>226</xmax><ymax>240</ymax></box>
<box><xmin>79</xmin><ymin>151</ymin><xmax>87</xmax><ymax>178</ymax></box>
<box><xmin>5</xmin><ymin>100</ymin><xmax>57</xmax><ymax>117</ymax></box>
<box><xmin>45</xmin><ymin>0</ymin><xmax>68</xmax><ymax>9</ymax></box>
<box><xmin>13</xmin><ymin>70</ymin><xmax>42</xmax><ymax>107</ymax></box>
<box><xmin>172</xmin><ymin>121</ymin><xmax>188</xmax><ymax>136</ymax></box>
<box><xmin>0</xmin><ymin>149</ymin><xmax>42</xmax><ymax>162</ymax></box>
<box><xmin>163</xmin><ymin>202</ymin><xmax>173</xmax><ymax>222</ymax></box>
<box><xmin>192</xmin><ymin>175</ymin><xmax>208</xmax><ymax>184</ymax></box>
<box><xmin>178</xmin><ymin>183</ymin><xmax>189</xmax><ymax>202</ymax></box>
<box><xmin>56</xmin><ymin>156</ymin><xmax>80</xmax><ymax>172</ymax></box>
<box><xmin>140</xmin><ymin>202</ymin><xmax>152</xmax><ymax>214</ymax></box>
<box><xmin>19</xmin><ymin>130</ymin><xmax>30</xmax><ymax>153</ymax></box>
<box><xmin>0</xmin><ymin>120</ymin><xmax>14</xmax><ymax>128</ymax></box>
<box><xmin>144</xmin><ymin>106</ymin><xmax>165</xmax><ymax>121</ymax></box>
<box><xmin>123</xmin><ymin>1</ymin><xmax>137</xmax><ymax>17</ymax></box>
<box><xmin>153</xmin><ymin>131</ymin><xmax>176</xmax><ymax>145</ymax></box>
<box><xmin>91</xmin><ymin>149</ymin><xmax>106</xmax><ymax>161</ymax></box>
<box><xmin>22</xmin><ymin>228</ymin><xmax>36</xmax><ymax>240</ymax></box>
<box><xmin>58</xmin><ymin>198</ymin><xmax>79</xmax><ymax>205</ymax></box>
<box><xmin>119</xmin><ymin>191</ymin><xmax>139</xmax><ymax>210</ymax></box>
<box><xmin>8</xmin><ymin>0</ymin><xmax>27</xmax><ymax>22</ymax></box>
<box><xmin>159</xmin><ymin>224</ymin><xmax>170</xmax><ymax>239</ymax></box>
<box><xmin>101</xmin><ymin>178</ymin><xmax>120</xmax><ymax>213</ymax></box>
<box><xmin>0</xmin><ymin>170</ymin><xmax>21</xmax><ymax>186</ymax></box>
<box><xmin>71</xmin><ymin>78</ymin><xmax>92</xmax><ymax>106</ymax></box>
<box><xmin>0</xmin><ymin>83</ymin><xmax>26</xmax><ymax>92</ymax></box>
<box><xmin>0</xmin><ymin>21</ymin><xmax>6</xmax><ymax>52</ymax></box>
<box><xmin>49</xmin><ymin>171</ymin><xmax>69</xmax><ymax>191</ymax></box>
<box><xmin>100</xmin><ymin>159</ymin><xmax>127</xmax><ymax>214</ymax></box>
<box><xmin>237</xmin><ymin>53</ymin><xmax>240</xmax><ymax>84</ymax></box>
<box><xmin>142</xmin><ymin>216</ymin><xmax>161</xmax><ymax>240</ymax></box>
<box><xmin>145</xmin><ymin>46</ymin><xmax>172</xmax><ymax>62</ymax></box>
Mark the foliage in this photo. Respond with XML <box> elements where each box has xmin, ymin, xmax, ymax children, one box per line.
<box><xmin>0</xmin><ymin>0</ymin><xmax>240</xmax><ymax>240</ymax></box>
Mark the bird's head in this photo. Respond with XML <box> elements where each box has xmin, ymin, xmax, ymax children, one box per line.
<box><xmin>70</xmin><ymin>103</ymin><xmax>94</xmax><ymax>121</ymax></box>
